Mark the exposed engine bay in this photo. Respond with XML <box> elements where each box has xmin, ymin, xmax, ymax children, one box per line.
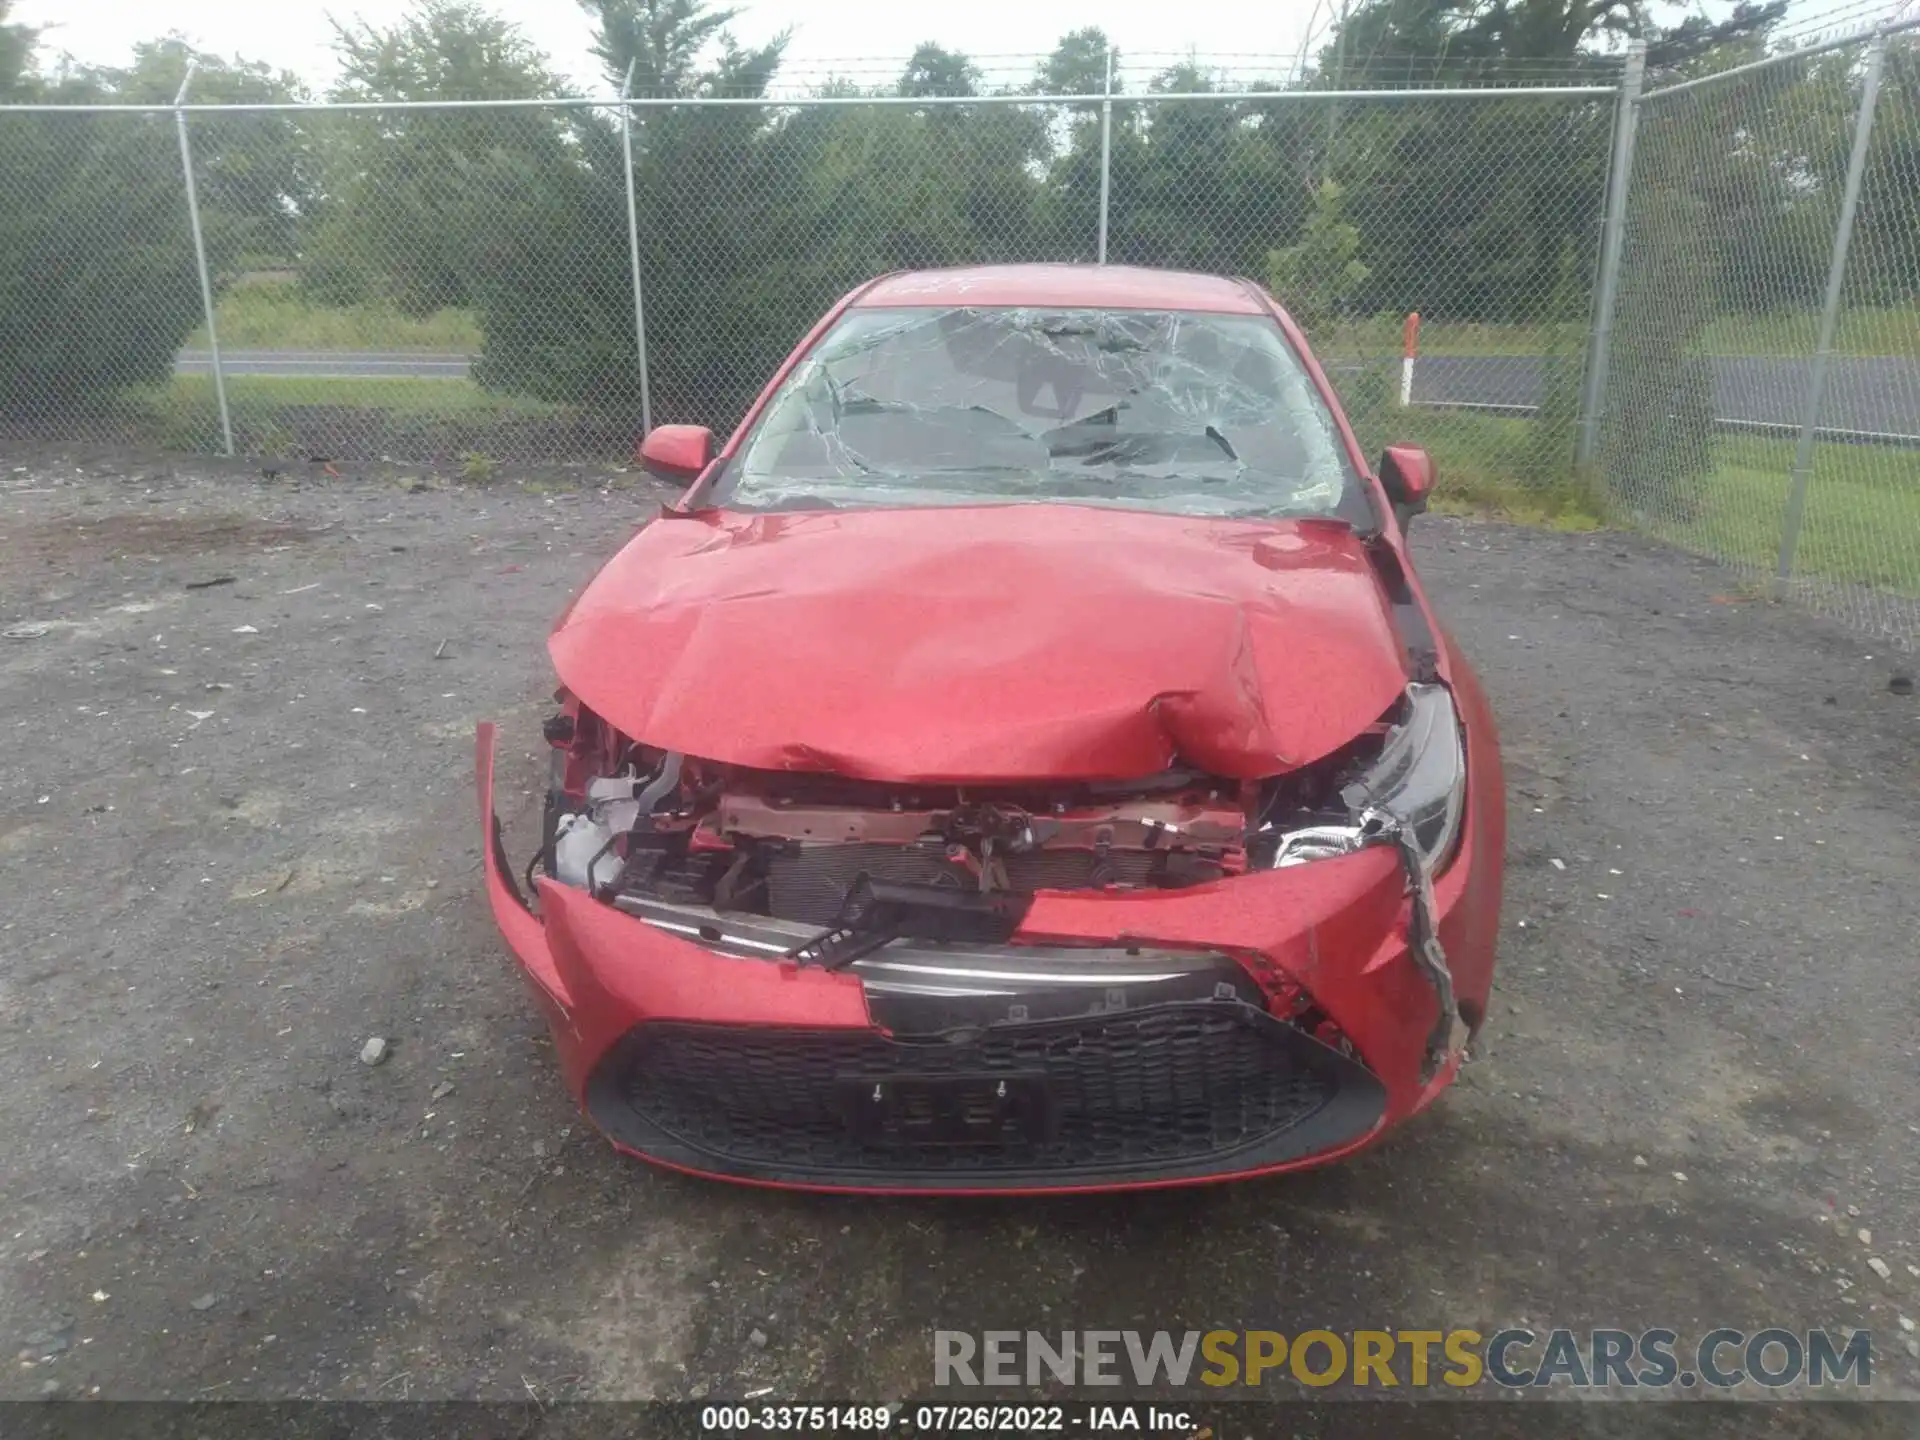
<box><xmin>535</xmin><ymin>701</ymin><xmax>1409</xmax><ymax>929</ymax></box>
<box><xmin>526</xmin><ymin>682</ymin><xmax>1470</xmax><ymax>1073</ymax></box>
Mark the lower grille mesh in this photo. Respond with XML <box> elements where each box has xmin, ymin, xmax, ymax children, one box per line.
<box><xmin>594</xmin><ymin>1002</ymin><xmax>1377</xmax><ymax>1182</ymax></box>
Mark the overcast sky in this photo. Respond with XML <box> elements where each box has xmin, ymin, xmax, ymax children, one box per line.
<box><xmin>14</xmin><ymin>0</ymin><xmax>1332</xmax><ymax>93</ymax></box>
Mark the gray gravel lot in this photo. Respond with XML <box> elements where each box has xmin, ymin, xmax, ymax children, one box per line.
<box><xmin>2</xmin><ymin>449</ymin><xmax>1918</xmax><ymax>1416</ymax></box>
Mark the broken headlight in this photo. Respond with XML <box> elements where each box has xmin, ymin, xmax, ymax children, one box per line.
<box><xmin>1266</xmin><ymin>683</ymin><xmax>1467</xmax><ymax>872</ymax></box>
<box><xmin>1342</xmin><ymin>683</ymin><xmax>1466</xmax><ymax>868</ymax></box>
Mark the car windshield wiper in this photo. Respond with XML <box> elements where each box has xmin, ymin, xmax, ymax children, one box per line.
<box><xmin>837</xmin><ymin>397</ymin><xmax>1026</xmax><ymax>429</ymax></box>
<box><xmin>769</xmin><ymin>494</ymin><xmax>846</xmax><ymax>510</ymax></box>
<box><xmin>1048</xmin><ymin>434</ymin><xmax>1245</xmax><ymax>471</ymax></box>
<box><xmin>922</xmin><ymin>463</ymin><xmax>1042</xmax><ymax>478</ymax></box>
<box><xmin>1047</xmin><ymin>432</ymin><xmax>1163</xmax><ymax>464</ymax></box>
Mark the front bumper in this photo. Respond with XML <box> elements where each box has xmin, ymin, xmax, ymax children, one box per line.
<box><xmin>476</xmin><ymin>723</ymin><xmax>1500</xmax><ymax>1194</ymax></box>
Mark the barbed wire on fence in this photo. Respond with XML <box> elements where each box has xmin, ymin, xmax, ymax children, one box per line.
<box><xmin>1771</xmin><ymin>0</ymin><xmax>1914</xmax><ymax>49</ymax></box>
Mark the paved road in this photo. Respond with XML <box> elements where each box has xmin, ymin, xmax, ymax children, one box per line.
<box><xmin>180</xmin><ymin>348</ymin><xmax>1920</xmax><ymax>439</ymax></box>
<box><xmin>1411</xmin><ymin>353</ymin><xmax>1920</xmax><ymax>440</ymax></box>
<box><xmin>175</xmin><ymin>350</ymin><xmax>470</xmax><ymax>380</ymax></box>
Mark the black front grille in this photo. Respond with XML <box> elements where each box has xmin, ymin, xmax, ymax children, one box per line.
<box><xmin>585</xmin><ymin>1001</ymin><xmax>1387</xmax><ymax>1188</ymax></box>
<box><xmin>764</xmin><ymin>842</ymin><xmax>1179</xmax><ymax>926</ymax></box>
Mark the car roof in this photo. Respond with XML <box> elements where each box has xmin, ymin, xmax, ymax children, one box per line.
<box><xmin>852</xmin><ymin>264</ymin><xmax>1270</xmax><ymax>315</ymax></box>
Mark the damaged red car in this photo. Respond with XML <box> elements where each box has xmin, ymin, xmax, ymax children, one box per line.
<box><xmin>477</xmin><ymin>264</ymin><xmax>1504</xmax><ymax>1193</ymax></box>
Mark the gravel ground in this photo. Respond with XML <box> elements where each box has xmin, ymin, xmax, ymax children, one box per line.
<box><xmin>2</xmin><ymin>449</ymin><xmax>1918</xmax><ymax>1419</ymax></box>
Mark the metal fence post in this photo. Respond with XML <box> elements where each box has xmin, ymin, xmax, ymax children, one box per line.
<box><xmin>174</xmin><ymin>62</ymin><xmax>233</xmax><ymax>457</ymax></box>
<box><xmin>1575</xmin><ymin>39</ymin><xmax>1645</xmax><ymax>470</ymax></box>
<box><xmin>1775</xmin><ymin>29</ymin><xmax>1887</xmax><ymax>597</ymax></box>
<box><xmin>620</xmin><ymin>60</ymin><xmax>654</xmax><ymax>435</ymax></box>
<box><xmin>1096</xmin><ymin>48</ymin><xmax>1114</xmax><ymax>264</ymax></box>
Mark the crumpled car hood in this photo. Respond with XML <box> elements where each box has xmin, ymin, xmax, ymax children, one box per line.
<box><xmin>550</xmin><ymin>504</ymin><xmax>1410</xmax><ymax>783</ymax></box>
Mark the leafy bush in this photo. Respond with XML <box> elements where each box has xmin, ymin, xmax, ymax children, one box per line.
<box><xmin>195</xmin><ymin>277</ymin><xmax>482</xmax><ymax>352</ymax></box>
<box><xmin>0</xmin><ymin>24</ymin><xmax>307</xmax><ymax>421</ymax></box>
<box><xmin>1267</xmin><ymin>180</ymin><xmax>1369</xmax><ymax>336</ymax></box>
<box><xmin>0</xmin><ymin>108</ymin><xmax>210</xmax><ymax>414</ymax></box>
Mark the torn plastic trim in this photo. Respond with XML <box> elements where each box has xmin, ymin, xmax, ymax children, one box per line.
<box><xmin>1362</xmin><ymin>806</ymin><xmax>1471</xmax><ymax>1081</ymax></box>
<box><xmin>1262</xmin><ymin>804</ymin><xmax>1465</xmax><ymax>1079</ymax></box>
<box><xmin>1255</xmin><ymin>681</ymin><xmax>1471</xmax><ymax>1080</ymax></box>
<box><xmin>1362</xmin><ymin>533</ymin><xmax>1442</xmax><ymax>683</ymax></box>
<box><xmin>490</xmin><ymin>811</ymin><xmax>529</xmax><ymax>912</ymax></box>
<box><xmin>783</xmin><ymin>876</ymin><xmax>1031</xmax><ymax>972</ymax></box>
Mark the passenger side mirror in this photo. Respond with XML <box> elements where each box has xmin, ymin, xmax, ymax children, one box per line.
<box><xmin>637</xmin><ymin>424</ymin><xmax>714</xmax><ymax>482</ymax></box>
<box><xmin>1378</xmin><ymin>445</ymin><xmax>1435</xmax><ymax>527</ymax></box>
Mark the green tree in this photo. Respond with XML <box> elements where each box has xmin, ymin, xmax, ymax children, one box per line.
<box><xmin>465</xmin><ymin>2</ymin><xmax>1071</xmax><ymax>428</ymax></box>
<box><xmin>307</xmin><ymin>0</ymin><xmax>567</xmax><ymax>312</ymax></box>
<box><xmin>0</xmin><ymin>0</ymin><xmax>33</xmax><ymax>95</ymax></box>
<box><xmin>1320</xmin><ymin>0</ymin><xmax>1784</xmax><ymax>85</ymax></box>
<box><xmin>1306</xmin><ymin>0</ymin><xmax>1790</xmax><ymax>334</ymax></box>
<box><xmin>1034</xmin><ymin>27</ymin><xmax>1113</xmax><ymax>96</ymax></box>
<box><xmin>1267</xmin><ymin>179</ymin><xmax>1369</xmax><ymax>335</ymax></box>
<box><xmin>1029</xmin><ymin>30</ymin><xmax>1116</xmax><ymax>257</ymax></box>
<box><xmin>457</xmin><ymin>0</ymin><xmax>790</xmax><ymax>422</ymax></box>
<box><xmin>82</xmin><ymin>37</ymin><xmax>313</xmax><ymax>261</ymax></box>
<box><xmin>1598</xmin><ymin>128</ymin><xmax>1719</xmax><ymax>518</ymax></box>
<box><xmin>1101</xmin><ymin>63</ymin><xmax>1306</xmax><ymax>277</ymax></box>
<box><xmin>1856</xmin><ymin>40</ymin><xmax>1918</xmax><ymax>313</ymax></box>
<box><xmin>0</xmin><ymin>13</ymin><xmax>294</xmax><ymax>425</ymax></box>
<box><xmin>899</xmin><ymin>43</ymin><xmax>979</xmax><ymax>98</ymax></box>
<box><xmin>590</xmin><ymin>0</ymin><xmax>747</xmax><ymax>95</ymax></box>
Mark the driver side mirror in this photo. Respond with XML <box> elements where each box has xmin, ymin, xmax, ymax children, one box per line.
<box><xmin>1378</xmin><ymin>445</ymin><xmax>1434</xmax><ymax>527</ymax></box>
<box><xmin>636</xmin><ymin>424</ymin><xmax>714</xmax><ymax>482</ymax></box>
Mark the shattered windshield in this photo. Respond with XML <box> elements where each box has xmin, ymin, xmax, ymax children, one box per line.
<box><xmin>716</xmin><ymin>306</ymin><xmax>1358</xmax><ymax>519</ymax></box>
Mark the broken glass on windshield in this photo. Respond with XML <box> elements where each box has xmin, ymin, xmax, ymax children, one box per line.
<box><xmin>718</xmin><ymin>305</ymin><xmax>1357</xmax><ymax>519</ymax></box>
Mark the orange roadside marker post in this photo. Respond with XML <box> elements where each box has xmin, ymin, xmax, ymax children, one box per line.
<box><xmin>1400</xmin><ymin>311</ymin><xmax>1421</xmax><ymax>407</ymax></box>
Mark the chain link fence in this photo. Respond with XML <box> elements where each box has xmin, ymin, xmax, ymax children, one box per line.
<box><xmin>0</xmin><ymin>78</ymin><xmax>1613</xmax><ymax>478</ymax></box>
<box><xmin>1</xmin><ymin>41</ymin><xmax>1914</xmax><ymax>646</ymax></box>
<box><xmin>1593</xmin><ymin>22</ymin><xmax>1920</xmax><ymax>648</ymax></box>
<box><xmin>0</xmin><ymin>108</ymin><xmax>206</xmax><ymax>445</ymax></box>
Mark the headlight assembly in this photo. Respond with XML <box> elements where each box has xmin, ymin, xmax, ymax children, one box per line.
<box><xmin>1268</xmin><ymin>683</ymin><xmax>1467</xmax><ymax>873</ymax></box>
<box><xmin>1340</xmin><ymin>682</ymin><xmax>1466</xmax><ymax>870</ymax></box>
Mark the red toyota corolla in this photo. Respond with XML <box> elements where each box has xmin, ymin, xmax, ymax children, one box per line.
<box><xmin>477</xmin><ymin>264</ymin><xmax>1504</xmax><ymax>1193</ymax></box>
